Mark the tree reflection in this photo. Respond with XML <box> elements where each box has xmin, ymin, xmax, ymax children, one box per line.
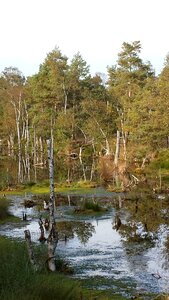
<box><xmin>112</xmin><ymin>194</ymin><xmax>169</xmax><ymax>274</ymax></box>
<box><xmin>57</xmin><ymin>221</ymin><xmax>95</xmax><ymax>244</ymax></box>
<box><xmin>113</xmin><ymin>218</ymin><xmax>156</xmax><ymax>247</ymax></box>
<box><xmin>114</xmin><ymin>193</ymin><xmax>169</xmax><ymax>239</ymax></box>
<box><xmin>162</xmin><ymin>234</ymin><xmax>169</xmax><ymax>270</ymax></box>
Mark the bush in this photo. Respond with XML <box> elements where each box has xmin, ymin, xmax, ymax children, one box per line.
<box><xmin>83</xmin><ymin>200</ymin><xmax>101</xmax><ymax>212</ymax></box>
<box><xmin>0</xmin><ymin>197</ymin><xmax>10</xmax><ymax>220</ymax></box>
<box><xmin>150</xmin><ymin>150</ymin><xmax>169</xmax><ymax>170</ymax></box>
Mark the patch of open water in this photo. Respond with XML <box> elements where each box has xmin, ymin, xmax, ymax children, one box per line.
<box><xmin>1</xmin><ymin>193</ymin><xmax>169</xmax><ymax>298</ymax></box>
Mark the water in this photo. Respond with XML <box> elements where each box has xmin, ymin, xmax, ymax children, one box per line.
<box><xmin>1</xmin><ymin>191</ymin><xmax>169</xmax><ymax>298</ymax></box>
<box><xmin>57</xmin><ymin>219</ymin><xmax>169</xmax><ymax>297</ymax></box>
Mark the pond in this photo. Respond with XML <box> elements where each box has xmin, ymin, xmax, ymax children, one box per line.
<box><xmin>1</xmin><ymin>189</ymin><xmax>169</xmax><ymax>299</ymax></box>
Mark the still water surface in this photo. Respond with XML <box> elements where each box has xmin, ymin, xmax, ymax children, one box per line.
<box><xmin>1</xmin><ymin>191</ymin><xmax>169</xmax><ymax>298</ymax></box>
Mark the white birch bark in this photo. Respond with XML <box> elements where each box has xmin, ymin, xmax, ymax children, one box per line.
<box><xmin>63</xmin><ymin>81</ymin><xmax>68</xmax><ymax>115</ymax></box>
<box><xmin>114</xmin><ymin>130</ymin><xmax>120</xmax><ymax>166</ymax></box>
<box><xmin>11</xmin><ymin>92</ymin><xmax>22</xmax><ymax>182</ymax></box>
<box><xmin>24</xmin><ymin>101</ymin><xmax>30</xmax><ymax>181</ymax></box>
<box><xmin>33</xmin><ymin>127</ymin><xmax>37</xmax><ymax>166</ymax></box>
<box><xmin>120</xmin><ymin>115</ymin><xmax>127</xmax><ymax>162</ymax></box>
<box><xmin>24</xmin><ymin>230</ymin><xmax>37</xmax><ymax>270</ymax></box>
<box><xmin>79</xmin><ymin>146</ymin><xmax>87</xmax><ymax>181</ymax></box>
<box><xmin>47</xmin><ymin>138</ymin><xmax>58</xmax><ymax>271</ymax></box>
<box><xmin>39</xmin><ymin>136</ymin><xmax>43</xmax><ymax>166</ymax></box>
<box><xmin>93</xmin><ymin>118</ymin><xmax>110</xmax><ymax>155</ymax></box>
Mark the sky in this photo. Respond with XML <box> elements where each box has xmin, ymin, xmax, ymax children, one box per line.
<box><xmin>0</xmin><ymin>0</ymin><xmax>169</xmax><ymax>77</ymax></box>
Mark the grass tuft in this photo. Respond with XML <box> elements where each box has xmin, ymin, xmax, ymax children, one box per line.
<box><xmin>0</xmin><ymin>197</ymin><xmax>20</xmax><ymax>224</ymax></box>
<box><xmin>0</xmin><ymin>237</ymin><xmax>120</xmax><ymax>300</ymax></box>
<box><xmin>0</xmin><ymin>237</ymin><xmax>83</xmax><ymax>300</ymax></box>
<box><xmin>0</xmin><ymin>197</ymin><xmax>10</xmax><ymax>220</ymax></box>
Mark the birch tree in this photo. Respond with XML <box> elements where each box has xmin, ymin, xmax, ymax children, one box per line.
<box><xmin>1</xmin><ymin>67</ymin><xmax>25</xmax><ymax>181</ymax></box>
<box><xmin>47</xmin><ymin>138</ymin><xmax>58</xmax><ymax>271</ymax></box>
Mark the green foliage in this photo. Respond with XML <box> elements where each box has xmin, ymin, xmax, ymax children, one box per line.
<box><xmin>55</xmin><ymin>256</ymin><xmax>74</xmax><ymax>274</ymax></box>
<box><xmin>0</xmin><ymin>197</ymin><xmax>10</xmax><ymax>220</ymax></box>
<box><xmin>150</xmin><ymin>150</ymin><xmax>169</xmax><ymax>170</ymax></box>
<box><xmin>0</xmin><ymin>173</ymin><xmax>10</xmax><ymax>191</ymax></box>
<box><xmin>82</xmin><ymin>199</ymin><xmax>101</xmax><ymax>212</ymax></box>
<box><xmin>0</xmin><ymin>41</ymin><xmax>169</xmax><ymax>189</ymax></box>
<box><xmin>0</xmin><ymin>197</ymin><xmax>20</xmax><ymax>224</ymax></box>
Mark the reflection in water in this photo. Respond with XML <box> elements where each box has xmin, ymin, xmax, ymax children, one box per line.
<box><xmin>57</xmin><ymin>221</ymin><xmax>95</xmax><ymax>244</ymax></box>
<box><xmin>1</xmin><ymin>193</ymin><xmax>169</xmax><ymax>297</ymax></box>
<box><xmin>57</xmin><ymin>218</ymin><xmax>169</xmax><ymax>295</ymax></box>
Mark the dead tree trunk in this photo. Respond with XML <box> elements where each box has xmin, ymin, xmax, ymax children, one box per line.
<box><xmin>114</xmin><ymin>130</ymin><xmax>120</xmax><ymax>166</ymax></box>
<box><xmin>39</xmin><ymin>136</ymin><xmax>44</xmax><ymax>166</ymax></box>
<box><xmin>47</xmin><ymin>138</ymin><xmax>58</xmax><ymax>272</ymax></box>
<box><xmin>121</xmin><ymin>115</ymin><xmax>127</xmax><ymax>163</ymax></box>
<box><xmin>93</xmin><ymin>118</ymin><xmax>110</xmax><ymax>155</ymax></box>
<box><xmin>79</xmin><ymin>146</ymin><xmax>87</xmax><ymax>181</ymax></box>
<box><xmin>24</xmin><ymin>101</ymin><xmax>30</xmax><ymax>181</ymax></box>
<box><xmin>63</xmin><ymin>81</ymin><xmax>68</xmax><ymax>115</ymax></box>
<box><xmin>24</xmin><ymin>230</ymin><xmax>37</xmax><ymax>270</ymax></box>
<box><xmin>11</xmin><ymin>93</ymin><xmax>22</xmax><ymax>182</ymax></box>
<box><xmin>90</xmin><ymin>158</ymin><xmax>95</xmax><ymax>181</ymax></box>
<box><xmin>38</xmin><ymin>217</ymin><xmax>46</xmax><ymax>242</ymax></box>
<box><xmin>7</xmin><ymin>134</ymin><xmax>14</xmax><ymax>157</ymax></box>
<box><xmin>33</xmin><ymin>126</ymin><xmax>37</xmax><ymax>166</ymax></box>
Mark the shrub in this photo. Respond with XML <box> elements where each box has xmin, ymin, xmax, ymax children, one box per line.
<box><xmin>0</xmin><ymin>197</ymin><xmax>10</xmax><ymax>220</ymax></box>
<box><xmin>83</xmin><ymin>200</ymin><xmax>101</xmax><ymax>212</ymax></box>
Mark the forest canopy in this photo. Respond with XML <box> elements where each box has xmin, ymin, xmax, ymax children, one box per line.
<box><xmin>0</xmin><ymin>41</ymin><xmax>168</xmax><ymax>186</ymax></box>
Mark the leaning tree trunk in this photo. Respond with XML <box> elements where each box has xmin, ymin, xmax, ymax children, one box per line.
<box><xmin>47</xmin><ymin>138</ymin><xmax>58</xmax><ymax>272</ymax></box>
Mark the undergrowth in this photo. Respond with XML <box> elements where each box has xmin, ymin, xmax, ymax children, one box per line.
<box><xmin>0</xmin><ymin>197</ymin><xmax>20</xmax><ymax>224</ymax></box>
<box><xmin>0</xmin><ymin>237</ymin><xmax>124</xmax><ymax>300</ymax></box>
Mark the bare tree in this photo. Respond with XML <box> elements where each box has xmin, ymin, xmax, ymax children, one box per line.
<box><xmin>46</xmin><ymin>138</ymin><xmax>58</xmax><ymax>271</ymax></box>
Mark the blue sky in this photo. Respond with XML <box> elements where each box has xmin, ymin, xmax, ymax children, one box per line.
<box><xmin>0</xmin><ymin>0</ymin><xmax>169</xmax><ymax>77</ymax></box>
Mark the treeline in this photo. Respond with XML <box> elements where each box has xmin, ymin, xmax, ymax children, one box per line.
<box><xmin>0</xmin><ymin>41</ymin><xmax>168</xmax><ymax>183</ymax></box>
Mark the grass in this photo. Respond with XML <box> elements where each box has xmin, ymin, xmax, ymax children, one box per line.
<box><xmin>26</xmin><ymin>185</ymin><xmax>96</xmax><ymax>196</ymax></box>
<box><xmin>73</xmin><ymin>198</ymin><xmax>108</xmax><ymax>216</ymax></box>
<box><xmin>83</xmin><ymin>200</ymin><xmax>101</xmax><ymax>212</ymax></box>
<box><xmin>0</xmin><ymin>197</ymin><xmax>10</xmax><ymax>219</ymax></box>
<box><xmin>0</xmin><ymin>237</ymin><xmax>129</xmax><ymax>300</ymax></box>
<box><xmin>0</xmin><ymin>180</ymin><xmax>99</xmax><ymax>196</ymax></box>
<box><xmin>81</xmin><ymin>199</ymin><xmax>107</xmax><ymax>214</ymax></box>
<box><xmin>0</xmin><ymin>197</ymin><xmax>20</xmax><ymax>224</ymax></box>
<box><xmin>0</xmin><ymin>237</ymin><xmax>82</xmax><ymax>300</ymax></box>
